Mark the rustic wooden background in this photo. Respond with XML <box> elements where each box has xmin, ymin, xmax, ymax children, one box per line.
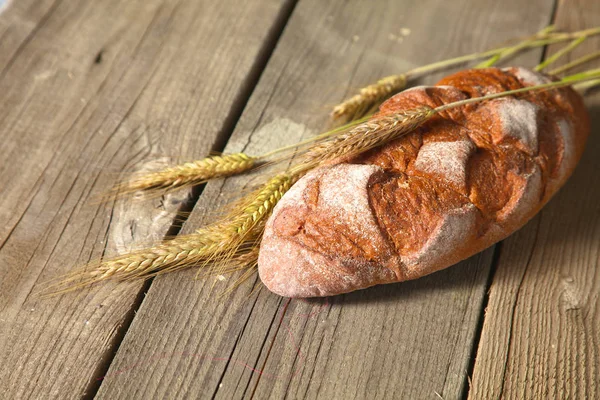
<box><xmin>0</xmin><ymin>0</ymin><xmax>598</xmax><ymax>398</ymax></box>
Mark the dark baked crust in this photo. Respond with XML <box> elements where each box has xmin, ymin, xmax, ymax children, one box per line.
<box><xmin>258</xmin><ymin>67</ymin><xmax>590</xmax><ymax>297</ymax></box>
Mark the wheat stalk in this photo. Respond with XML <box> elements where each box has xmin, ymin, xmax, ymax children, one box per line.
<box><xmin>550</xmin><ymin>50</ymin><xmax>600</xmax><ymax>75</ymax></box>
<box><xmin>535</xmin><ymin>35</ymin><xmax>588</xmax><ymax>72</ymax></box>
<box><xmin>475</xmin><ymin>25</ymin><xmax>557</xmax><ymax>69</ymax></box>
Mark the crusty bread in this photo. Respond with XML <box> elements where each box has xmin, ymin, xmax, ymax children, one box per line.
<box><xmin>258</xmin><ymin>67</ymin><xmax>590</xmax><ymax>297</ymax></box>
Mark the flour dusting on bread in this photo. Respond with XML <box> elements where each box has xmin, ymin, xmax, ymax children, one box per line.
<box><xmin>497</xmin><ymin>164</ymin><xmax>543</xmax><ymax>224</ymax></box>
<box><xmin>556</xmin><ymin>119</ymin><xmax>577</xmax><ymax>181</ymax></box>
<box><xmin>496</xmin><ymin>98</ymin><xmax>540</xmax><ymax>155</ymax></box>
<box><xmin>414</xmin><ymin>139</ymin><xmax>475</xmax><ymax>192</ymax></box>
<box><xmin>506</xmin><ymin>67</ymin><xmax>552</xmax><ymax>86</ymax></box>
<box><xmin>402</xmin><ymin>203</ymin><xmax>478</xmax><ymax>277</ymax></box>
<box><xmin>317</xmin><ymin>164</ymin><xmax>391</xmax><ymax>255</ymax></box>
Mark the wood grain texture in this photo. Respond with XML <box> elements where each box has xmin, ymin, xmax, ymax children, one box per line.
<box><xmin>96</xmin><ymin>0</ymin><xmax>556</xmax><ymax>399</ymax></box>
<box><xmin>0</xmin><ymin>0</ymin><xmax>292</xmax><ymax>398</ymax></box>
<box><xmin>469</xmin><ymin>2</ymin><xmax>600</xmax><ymax>399</ymax></box>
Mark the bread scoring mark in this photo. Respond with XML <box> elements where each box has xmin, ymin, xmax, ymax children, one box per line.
<box><xmin>495</xmin><ymin>98</ymin><xmax>540</xmax><ymax>155</ymax></box>
<box><xmin>545</xmin><ymin>118</ymin><xmax>576</xmax><ymax>198</ymax></box>
<box><xmin>506</xmin><ymin>67</ymin><xmax>551</xmax><ymax>87</ymax></box>
<box><xmin>401</xmin><ymin>203</ymin><xmax>478</xmax><ymax>277</ymax></box>
<box><xmin>556</xmin><ymin>118</ymin><xmax>576</xmax><ymax>181</ymax></box>
<box><xmin>401</xmin><ymin>85</ymin><xmax>462</xmax><ymax>98</ymax></box>
<box><xmin>317</xmin><ymin>164</ymin><xmax>391</xmax><ymax>256</ymax></box>
<box><xmin>497</xmin><ymin>163</ymin><xmax>543</xmax><ymax>224</ymax></box>
<box><xmin>401</xmin><ymin>85</ymin><xmax>429</xmax><ymax>93</ymax></box>
<box><xmin>271</xmin><ymin>167</ymin><xmax>328</xmax><ymax>214</ymax></box>
<box><xmin>413</xmin><ymin>139</ymin><xmax>475</xmax><ymax>192</ymax></box>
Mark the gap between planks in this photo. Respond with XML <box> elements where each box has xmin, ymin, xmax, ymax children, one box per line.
<box><xmin>468</xmin><ymin>0</ymin><xmax>600</xmax><ymax>398</ymax></box>
<box><xmin>461</xmin><ymin>1</ymin><xmax>562</xmax><ymax>396</ymax></box>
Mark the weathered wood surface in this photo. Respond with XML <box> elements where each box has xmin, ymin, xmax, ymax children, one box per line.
<box><xmin>95</xmin><ymin>1</ymin><xmax>559</xmax><ymax>399</ymax></box>
<box><xmin>469</xmin><ymin>1</ymin><xmax>600</xmax><ymax>399</ymax></box>
<box><xmin>0</xmin><ymin>0</ymin><xmax>294</xmax><ymax>398</ymax></box>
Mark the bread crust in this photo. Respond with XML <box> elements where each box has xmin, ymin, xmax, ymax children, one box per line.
<box><xmin>258</xmin><ymin>67</ymin><xmax>590</xmax><ymax>297</ymax></box>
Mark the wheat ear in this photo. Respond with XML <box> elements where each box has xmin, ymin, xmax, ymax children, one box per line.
<box><xmin>302</xmin><ymin>106</ymin><xmax>435</xmax><ymax>169</ymax></box>
<box><xmin>233</xmin><ymin>173</ymin><xmax>297</xmax><ymax>233</ymax></box>
<box><xmin>113</xmin><ymin>153</ymin><xmax>257</xmax><ymax>196</ymax></box>
<box><xmin>42</xmin><ymin>225</ymin><xmax>234</xmax><ymax>294</ymax></box>
<box><xmin>331</xmin><ymin>75</ymin><xmax>408</xmax><ymax>121</ymax></box>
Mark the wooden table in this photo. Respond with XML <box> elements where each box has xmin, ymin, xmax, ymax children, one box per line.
<box><xmin>0</xmin><ymin>0</ymin><xmax>598</xmax><ymax>398</ymax></box>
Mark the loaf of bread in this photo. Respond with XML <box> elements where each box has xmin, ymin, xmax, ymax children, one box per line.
<box><xmin>258</xmin><ymin>67</ymin><xmax>590</xmax><ymax>297</ymax></box>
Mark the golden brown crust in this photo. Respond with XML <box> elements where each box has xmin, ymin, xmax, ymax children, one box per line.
<box><xmin>258</xmin><ymin>67</ymin><xmax>590</xmax><ymax>297</ymax></box>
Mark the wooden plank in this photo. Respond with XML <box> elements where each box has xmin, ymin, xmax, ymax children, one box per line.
<box><xmin>0</xmin><ymin>0</ymin><xmax>57</xmax><ymax>73</ymax></box>
<box><xmin>469</xmin><ymin>2</ymin><xmax>600</xmax><ymax>399</ymax></box>
<box><xmin>96</xmin><ymin>0</ymin><xmax>556</xmax><ymax>398</ymax></box>
<box><xmin>0</xmin><ymin>0</ymin><xmax>293</xmax><ymax>397</ymax></box>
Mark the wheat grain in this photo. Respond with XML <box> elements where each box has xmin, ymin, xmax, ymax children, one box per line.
<box><xmin>331</xmin><ymin>74</ymin><xmax>407</xmax><ymax>120</ymax></box>
<box><xmin>120</xmin><ymin>153</ymin><xmax>257</xmax><ymax>194</ymax></box>
<box><xmin>234</xmin><ymin>173</ymin><xmax>297</xmax><ymax>235</ymax></box>
<box><xmin>305</xmin><ymin>106</ymin><xmax>434</xmax><ymax>169</ymax></box>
